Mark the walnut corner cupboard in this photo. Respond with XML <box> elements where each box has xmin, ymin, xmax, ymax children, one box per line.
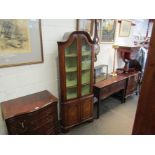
<box><xmin>57</xmin><ymin>31</ymin><xmax>95</xmax><ymax>132</ymax></box>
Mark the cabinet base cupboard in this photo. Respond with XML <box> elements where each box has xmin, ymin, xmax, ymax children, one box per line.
<box><xmin>57</xmin><ymin>31</ymin><xmax>95</xmax><ymax>132</ymax></box>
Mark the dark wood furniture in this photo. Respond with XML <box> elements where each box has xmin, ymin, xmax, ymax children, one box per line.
<box><xmin>116</xmin><ymin>46</ymin><xmax>140</xmax><ymax>73</ymax></box>
<box><xmin>1</xmin><ymin>90</ymin><xmax>58</xmax><ymax>135</ymax></box>
<box><xmin>94</xmin><ymin>75</ymin><xmax>127</xmax><ymax>118</ymax></box>
<box><xmin>120</xmin><ymin>72</ymin><xmax>140</xmax><ymax>100</ymax></box>
<box><xmin>94</xmin><ymin>71</ymin><xmax>140</xmax><ymax>118</ymax></box>
<box><xmin>132</xmin><ymin>20</ymin><xmax>155</xmax><ymax>134</ymax></box>
<box><xmin>57</xmin><ymin>31</ymin><xmax>95</xmax><ymax>132</ymax></box>
<box><xmin>117</xmin><ymin>46</ymin><xmax>140</xmax><ymax>61</ymax></box>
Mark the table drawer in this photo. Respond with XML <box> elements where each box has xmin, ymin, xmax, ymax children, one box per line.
<box><xmin>111</xmin><ymin>80</ymin><xmax>125</xmax><ymax>91</ymax></box>
<box><xmin>100</xmin><ymin>80</ymin><xmax>125</xmax><ymax>99</ymax></box>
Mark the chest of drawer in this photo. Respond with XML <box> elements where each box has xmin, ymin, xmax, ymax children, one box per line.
<box><xmin>26</xmin><ymin>121</ymin><xmax>59</xmax><ymax>135</ymax></box>
<box><xmin>6</xmin><ymin>104</ymin><xmax>58</xmax><ymax>134</ymax></box>
<box><xmin>1</xmin><ymin>90</ymin><xmax>59</xmax><ymax>135</ymax></box>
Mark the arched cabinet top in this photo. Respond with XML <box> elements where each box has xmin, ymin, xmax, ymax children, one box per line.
<box><xmin>57</xmin><ymin>31</ymin><xmax>95</xmax><ymax>46</ymax></box>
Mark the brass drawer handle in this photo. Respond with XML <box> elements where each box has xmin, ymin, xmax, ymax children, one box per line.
<box><xmin>21</xmin><ymin>122</ymin><xmax>25</xmax><ymax>128</ymax></box>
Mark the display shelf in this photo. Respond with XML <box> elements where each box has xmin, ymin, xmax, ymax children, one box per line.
<box><xmin>65</xmin><ymin>53</ymin><xmax>77</xmax><ymax>57</ymax></box>
<box><xmin>82</xmin><ymin>51</ymin><xmax>90</xmax><ymax>56</ymax></box>
<box><xmin>82</xmin><ymin>82</ymin><xmax>90</xmax><ymax>85</ymax></box>
<box><xmin>66</xmin><ymin>67</ymin><xmax>77</xmax><ymax>72</ymax></box>
<box><xmin>66</xmin><ymin>81</ymin><xmax>77</xmax><ymax>87</ymax></box>
<box><xmin>82</xmin><ymin>68</ymin><xmax>90</xmax><ymax>71</ymax></box>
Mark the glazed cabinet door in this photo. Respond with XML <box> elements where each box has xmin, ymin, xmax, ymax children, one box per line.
<box><xmin>65</xmin><ymin>39</ymin><xmax>78</xmax><ymax>100</ymax></box>
<box><xmin>81</xmin><ymin>37</ymin><xmax>93</xmax><ymax>97</ymax></box>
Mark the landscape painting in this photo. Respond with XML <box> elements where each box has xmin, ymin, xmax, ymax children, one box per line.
<box><xmin>0</xmin><ymin>19</ymin><xmax>43</xmax><ymax>68</ymax></box>
<box><xmin>0</xmin><ymin>19</ymin><xmax>31</xmax><ymax>53</ymax></box>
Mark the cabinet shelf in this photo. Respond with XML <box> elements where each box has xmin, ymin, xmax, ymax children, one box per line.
<box><xmin>82</xmin><ymin>82</ymin><xmax>90</xmax><ymax>86</ymax></box>
<box><xmin>66</xmin><ymin>67</ymin><xmax>77</xmax><ymax>72</ymax></box>
<box><xmin>82</xmin><ymin>51</ymin><xmax>90</xmax><ymax>56</ymax></box>
<box><xmin>82</xmin><ymin>68</ymin><xmax>90</xmax><ymax>71</ymax></box>
<box><xmin>66</xmin><ymin>80</ymin><xmax>77</xmax><ymax>87</ymax></box>
<box><xmin>65</xmin><ymin>53</ymin><xmax>77</xmax><ymax>57</ymax></box>
<box><xmin>66</xmin><ymin>84</ymin><xmax>77</xmax><ymax>88</ymax></box>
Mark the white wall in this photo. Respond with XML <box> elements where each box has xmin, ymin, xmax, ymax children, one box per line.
<box><xmin>0</xmin><ymin>19</ymin><xmax>76</xmax><ymax>134</ymax></box>
<box><xmin>95</xmin><ymin>19</ymin><xmax>149</xmax><ymax>72</ymax></box>
<box><xmin>0</xmin><ymin>19</ymin><xmax>149</xmax><ymax>134</ymax></box>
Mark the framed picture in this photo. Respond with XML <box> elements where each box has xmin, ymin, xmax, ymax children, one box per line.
<box><xmin>76</xmin><ymin>19</ymin><xmax>93</xmax><ymax>36</ymax></box>
<box><xmin>100</xmin><ymin>19</ymin><xmax>116</xmax><ymax>43</ymax></box>
<box><xmin>0</xmin><ymin>19</ymin><xmax>43</xmax><ymax>68</ymax></box>
<box><xmin>119</xmin><ymin>20</ymin><xmax>131</xmax><ymax>37</ymax></box>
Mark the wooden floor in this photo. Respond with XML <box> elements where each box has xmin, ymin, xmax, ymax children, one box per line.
<box><xmin>65</xmin><ymin>95</ymin><xmax>138</xmax><ymax>135</ymax></box>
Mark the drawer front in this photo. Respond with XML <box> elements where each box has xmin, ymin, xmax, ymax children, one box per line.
<box><xmin>6</xmin><ymin>115</ymin><xmax>29</xmax><ymax>134</ymax></box>
<box><xmin>6</xmin><ymin>103</ymin><xmax>58</xmax><ymax>135</ymax></box>
<box><xmin>101</xmin><ymin>80</ymin><xmax>125</xmax><ymax>99</ymax></box>
<box><xmin>27</xmin><ymin>121</ymin><xmax>58</xmax><ymax>135</ymax></box>
<box><xmin>30</xmin><ymin>103</ymin><xmax>57</xmax><ymax>120</ymax></box>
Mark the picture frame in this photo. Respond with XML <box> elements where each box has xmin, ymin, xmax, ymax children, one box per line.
<box><xmin>76</xmin><ymin>19</ymin><xmax>93</xmax><ymax>36</ymax></box>
<box><xmin>119</xmin><ymin>20</ymin><xmax>131</xmax><ymax>37</ymax></box>
<box><xmin>0</xmin><ymin>19</ymin><xmax>43</xmax><ymax>68</ymax></box>
<box><xmin>100</xmin><ymin>19</ymin><xmax>116</xmax><ymax>43</ymax></box>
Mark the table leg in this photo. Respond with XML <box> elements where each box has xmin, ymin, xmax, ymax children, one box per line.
<box><xmin>121</xmin><ymin>89</ymin><xmax>126</xmax><ymax>103</ymax></box>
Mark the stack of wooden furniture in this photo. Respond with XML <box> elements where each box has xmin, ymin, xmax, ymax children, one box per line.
<box><xmin>1</xmin><ymin>90</ymin><xmax>58</xmax><ymax>135</ymax></box>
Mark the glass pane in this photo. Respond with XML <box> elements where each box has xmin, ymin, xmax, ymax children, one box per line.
<box><xmin>81</xmin><ymin>38</ymin><xmax>91</xmax><ymax>71</ymax></box>
<box><xmin>82</xmin><ymin>70</ymin><xmax>90</xmax><ymax>84</ymax></box>
<box><xmin>65</xmin><ymin>57</ymin><xmax>77</xmax><ymax>72</ymax></box>
<box><xmin>82</xmin><ymin>84</ymin><xmax>90</xmax><ymax>96</ymax></box>
<box><xmin>65</xmin><ymin>40</ymin><xmax>78</xmax><ymax>99</ymax></box>
<box><xmin>82</xmin><ymin>39</ymin><xmax>91</xmax><ymax>56</ymax></box>
<box><xmin>81</xmin><ymin>38</ymin><xmax>92</xmax><ymax>96</ymax></box>
<box><xmin>66</xmin><ymin>87</ymin><xmax>77</xmax><ymax>100</ymax></box>
<box><xmin>65</xmin><ymin>40</ymin><xmax>77</xmax><ymax>57</ymax></box>
<box><xmin>66</xmin><ymin>72</ymin><xmax>77</xmax><ymax>87</ymax></box>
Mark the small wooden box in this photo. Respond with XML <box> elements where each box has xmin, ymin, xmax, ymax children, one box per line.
<box><xmin>1</xmin><ymin>90</ymin><xmax>59</xmax><ymax>135</ymax></box>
